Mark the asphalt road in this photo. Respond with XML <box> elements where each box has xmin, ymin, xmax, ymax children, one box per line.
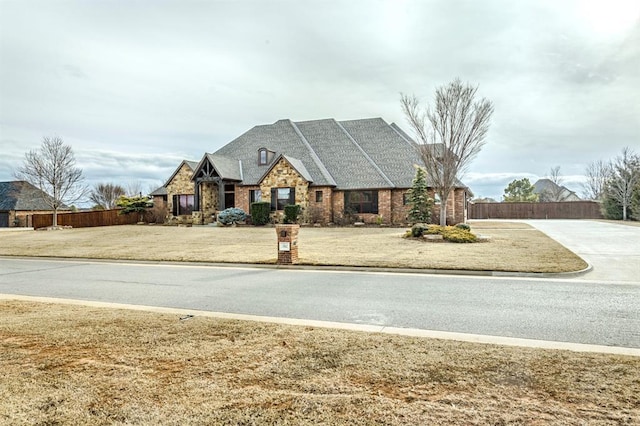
<box><xmin>1</xmin><ymin>257</ymin><xmax>638</xmax><ymax>348</ymax></box>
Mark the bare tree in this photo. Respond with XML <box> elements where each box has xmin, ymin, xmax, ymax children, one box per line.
<box><xmin>14</xmin><ymin>136</ymin><xmax>88</xmax><ymax>227</ymax></box>
<box><xmin>605</xmin><ymin>147</ymin><xmax>640</xmax><ymax>221</ymax></box>
<box><xmin>90</xmin><ymin>183</ymin><xmax>125</xmax><ymax>209</ymax></box>
<box><xmin>540</xmin><ymin>165</ymin><xmax>566</xmax><ymax>202</ymax></box>
<box><xmin>125</xmin><ymin>180</ymin><xmax>144</xmax><ymax>197</ymax></box>
<box><xmin>401</xmin><ymin>79</ymin><xmax>494</xmax><ymax>225</ymax></box>
<box><xmin>582</xmin><ymin>160</ymin><xmax>611</xmax><ymax>201</ymax></box>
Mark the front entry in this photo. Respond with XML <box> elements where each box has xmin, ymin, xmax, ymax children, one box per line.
<box><xmin>224</xmin><ymin>184</ymin><xmax>235</xmax><ymax>209</ymax></box>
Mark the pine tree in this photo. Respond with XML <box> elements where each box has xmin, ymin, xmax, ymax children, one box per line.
<box><xmin>407</xmin><ymin>166</ymin><xmax>433</xmax><ymax>223</ymax></box>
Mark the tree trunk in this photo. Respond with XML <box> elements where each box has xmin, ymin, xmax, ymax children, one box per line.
<box><xmin>52</xmin><ymin>208</ymin><xmax>58</xmax><ymax>227</ymax></box>
<box><xmin>439</xmin><ymin>198</ymin><xmax>447</xmax><ymax>226</ymax></box>
<box><xmin>623</xmin><ymin>204</ymin><xmax>627</xmax><ymax>221</ymax></box>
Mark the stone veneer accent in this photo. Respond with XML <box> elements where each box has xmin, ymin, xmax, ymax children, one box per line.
<box><xmin>199</xmin><ymin>181</ymin><xmax>219</xmax><ymax>223</ymax></box>
<box><xmin>165</xmin><ymin>163</ymin><xmax>196</xmax><ymax>216</ymax></box>
<box><xmin>259</xmin><ymin>157</ymin><xmax>310</xmax><ymax>214</ymax></box>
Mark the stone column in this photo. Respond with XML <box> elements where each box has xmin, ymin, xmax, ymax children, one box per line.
<box><xmin>275</xmin><ymin>224</ymin><xmax>299</xmax><ymax>264</ymax></box>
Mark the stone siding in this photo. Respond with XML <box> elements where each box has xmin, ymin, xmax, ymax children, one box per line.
<box><xmin>260</xmin><ymin>157</ymin><xmax>309</xmax><ymax>215</ymax></box>
<box><xmin>165</xmin><ymin>163</ymin><xmax>195</xmax><ymax>216</ymax></box>
<box><xmin>200</xmin><ymin>181</ymin><xmax>219</xmax><ymax>223</ymax></box>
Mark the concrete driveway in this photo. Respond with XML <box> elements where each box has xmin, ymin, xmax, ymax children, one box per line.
<box><xmin>521</xmin><ymin>220</ymin><xmax>640</xmax><ymax>283</ymax></box>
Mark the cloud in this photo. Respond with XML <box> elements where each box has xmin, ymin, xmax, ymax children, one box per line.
<box><xmin>1</xmin><ymin>0</ymin><xmax>638</xmax><ymax>199</ymax></box>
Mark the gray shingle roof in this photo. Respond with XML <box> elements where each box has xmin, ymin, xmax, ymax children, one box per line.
<box><xmin>210</xmin><ymin>118</ymin><xmax>469</xmax><ymax>190</ymax></box>
<box><xmin>201</xmin><ymin>154</ymin><xmax>242</xmax><ymax>181</ymax></box>
<box><xmin>0</xmin><ymin>181</ymin><xmax>63</xmax><ymax>211</ymax></box>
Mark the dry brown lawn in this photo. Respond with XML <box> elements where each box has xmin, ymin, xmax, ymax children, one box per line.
<box><xmin>0</xmin><ymin>221</ymin><xmax>587</xmax><ymax>273</ymax></box>
<box><xmin>1</xmin><ymin>300</ymin><xmax>638</xmax><ymax>425</ymax></box>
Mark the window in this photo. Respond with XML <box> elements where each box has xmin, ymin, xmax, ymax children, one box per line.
<box><xmin>315</xmin><ymin>190</ymin><xmax>323</xmax><ymax>203</ymax></box>
<box><xmin>259</xmin><ymin>148</ymin><xmax>268</xmax><ymax>165</ymax></box>
<box><xmin>270</xmin><ymin>187</ymin><xmax>295</xmax><ymax>210</ymax></box>
<box><xmin>224</xmin><ymin>184</ymin><xmax>235</xmax><ymax>209</ymax></box>
<box><xmin>250</xmin><ymin>189</ymin><xmax>262</xmax><ymax>203</ymax></box>
<box><xmin>344</xmin><ymin>190</ymin><xmax>378</xmax><ymax>214</ymax></box>
<box><xmin>172</xmin><ymin>194</ymin><xmax>194</xmax><ymax>216</ymax></box>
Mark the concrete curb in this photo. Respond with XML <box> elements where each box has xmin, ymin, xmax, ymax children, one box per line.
<box><xmin>1</xmin><ymin>293</ymin><xmax>638</xmax><ymax>357</ymax></box>
<box><xmin>0</xmin><ymin>255</ymin><xmax>593</xmax><ymax>279</ymax></box>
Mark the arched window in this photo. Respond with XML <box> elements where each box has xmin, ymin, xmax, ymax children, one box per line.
<box><xmin>258</xmin><ymin>148</ymin><xmax>268</xmax><ymax>165</ymax></box>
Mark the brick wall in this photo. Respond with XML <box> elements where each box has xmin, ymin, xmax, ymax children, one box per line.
<box><xmin>391</xmin><ymin>189</ymin><xmax>409</xmax><ymax>224</ymax></box>
<box><xmin>430</xmin><ymin>188</ymin><xmax>466</xmax><ymax>225</ymax></box>
<box><xmin>306</xmin><ymin>186</ymin><xmax>333</xmax><ymax>224</ymax></box>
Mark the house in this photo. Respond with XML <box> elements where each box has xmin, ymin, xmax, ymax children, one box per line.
<box><xmin>0</xmin><ymin>181</ymin><xmax>69</xmax><ymax>227</ymax></box>
<box><xmin>533</xmin><ymin>179</ymin><xmax>581</xmax><ymax>202</ymax></box>
<box><xmin>152</xmin><ymin>118</ymin><xmax>473</xmax><ymax>225</ymax></box>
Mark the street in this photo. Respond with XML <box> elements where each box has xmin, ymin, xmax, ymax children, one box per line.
<box><xmin>1</xmin><ymin>257</ymin><xmax>638</xmax><ymax>348</ymax></box>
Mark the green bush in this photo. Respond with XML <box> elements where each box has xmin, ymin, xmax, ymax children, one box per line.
<box><xmin>441</xmin><ymin>226</ymin><xmax>477</xmax><ymax>243</ymax></box>
<box><xmin>217</xmin><ymin>207</ymin><xmax>247</xmax><ymax>225</ymax></box>
<box><xmin>283</xmin><ymin>204</ymin><xmax>301</xmax><ymax>224</ymax></box>
<box><xmin>250</xmin><ymin>202</ymin><xmax>271</xmax><ymax>226</ymax></box>
<box><xmin>455</xmin><ymin>223</ymin><xmax>471</xmax><ymax>231</ymax></box>
<box><xmin>411</xmin><ymin>223</ymin><xmax>428</xmax><ymax>237</ymax></box>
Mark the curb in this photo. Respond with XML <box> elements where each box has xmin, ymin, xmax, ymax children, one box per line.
<box><xmin>1</xmin><ymin>293</ymin><xmax>637</xmax><ymax>357</ymax></box>
<box><xmin>0</xmin><ymin>255</ymin><xmax>593</xmax><ymax>279</ymax></box>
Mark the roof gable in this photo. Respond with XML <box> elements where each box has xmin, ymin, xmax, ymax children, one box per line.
<box><xmin>192</xmin><ymin>154</ymin><xmax>242</xmax><ymax>182</ymax></box>
<box><xmin>163</xmin><ymin>160</ymin><xmax>198</xmax><ymax>187</ymax></box>
<box><xmin>257</xmin><ymin>154</ymin><xmax>313</xmax><ymax>184</ymax></box>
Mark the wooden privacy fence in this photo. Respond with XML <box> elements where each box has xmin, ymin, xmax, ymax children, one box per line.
<box><xmin>469</xmin><ymin>201</ymin><xmax>603</xmax><ymax>220</ymax></box>
<box><xmin>32</xmin><ymin>209</ymin><xmax>149</xmax><ymax>229</ymax></box>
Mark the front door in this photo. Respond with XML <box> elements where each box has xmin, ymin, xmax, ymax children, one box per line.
<box><xmin>224</xmin><ymin>184</ymin><xmax>235</xmax><ymax>209</ymax></box>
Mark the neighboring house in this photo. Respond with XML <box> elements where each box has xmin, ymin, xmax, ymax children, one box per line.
<box><xmin>0</xmin><ymin>181</ymin><xmax>69</xmax><ymax>227</ymax></box>
<box><xmin>153</xmin><ymin>118</ymin><xmax>473</xmax><ymax>225</ymax></box>
<box><xmin>533</xmin><ymin>179</ymin><xmax>581</xmax><ymax>202</ymax></box>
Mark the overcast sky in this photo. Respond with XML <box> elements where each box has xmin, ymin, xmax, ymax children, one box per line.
<box><xmin>1</xmin><ymin>0</ymin><xmax>638</xmax><ymax>200</ymax></box>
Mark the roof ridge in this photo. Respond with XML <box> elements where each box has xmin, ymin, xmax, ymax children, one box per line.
<box><xmin>389</xmin><ymin>122</ymin><xmax>418</xmax><ymax>149</ymax></box>
<box><xmin>288</xmin><ymin>120</ymin><xmax>338</xmax><ymax>187</ymax></box>
<box><xmin>334</xmin><ymin>120</ymin><xmax>395</xmax><ymax>188</ymax></box>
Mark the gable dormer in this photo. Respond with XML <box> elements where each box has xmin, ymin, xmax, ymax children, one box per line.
<box><xmin>258</xmin><ymin>147</ymin><xmax>276</xmax><ymax>166</ymax></box>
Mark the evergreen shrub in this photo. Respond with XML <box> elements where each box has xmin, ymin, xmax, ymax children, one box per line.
<box><xmin>250</xmin><ymin>202</ymin><xmax>271</xmax><ymax>226</ymax></box>
<box><xmin>283</xmin><ymin>204</ymin><xmax>301</xmax><ymax>224</ymax></box>
<box><xmin>217</xmin><ymin>207</ymin><xmax>247</xmax><ymax>225</ymax></box>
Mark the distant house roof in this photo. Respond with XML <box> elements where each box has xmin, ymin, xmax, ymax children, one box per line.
<box><xmin>0</xmin><ymin>181</ymin><xmax>68</xmax><ymax>211</ymax></box>
<box><xmin>211</xmin><ymin>118</ymin><xmax>469</xmax><ymax>190</ymax></box>
<box><xmin>533</xmin><ymin>179</ymin><xmax>581</xmax><ymax>202</ymax></box>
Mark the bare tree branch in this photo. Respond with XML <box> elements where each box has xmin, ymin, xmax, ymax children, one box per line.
<box><xmin>14</xmin><ymin>136</ymin><xmax>88</xmax><ymax>227</ymax></box>
<box><xmin>90</xmin><ymin>183</ymin><xmax>126</xmax><ymax>209</ymax></box>
<box><xmin>401</xmin><ymin>79</ymin><xmax>494</xmax><ymax>225</ymax></box>
<box><xmin>605</xmin><ymin>147</ymin><xmax>640</xmax><ymax>221</ymax></box>
<box><xmin>582</xmin><ymin>160</ymin><xmax>611</xmax><ymax>201</ymax></box>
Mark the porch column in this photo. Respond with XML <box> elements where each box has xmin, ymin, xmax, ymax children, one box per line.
<box><xmin>218</xmin><ymin>179</ymin><xmax>225</xmax><ymax>210</ymax></box>
<box><xmin>194</xmin><ymin>180</ymin><xmax>201</xmax><ymax>211</ymax></box>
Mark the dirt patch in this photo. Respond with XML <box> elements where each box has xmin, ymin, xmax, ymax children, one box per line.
<box><xmin>0</xmin><ymin>222</ymin><xmax>587</xmax><ymax>273</ymax></box>
<box><xmin>1</xmin><ymin>300</ymin><xmax>637</xmax><ymax>425</ymax></box>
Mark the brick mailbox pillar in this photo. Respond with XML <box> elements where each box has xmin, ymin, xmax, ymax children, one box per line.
<box><xmin>276</xmin><ymin>224</ymin><xmax>299</xmax><ymax>264</ymax></box>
